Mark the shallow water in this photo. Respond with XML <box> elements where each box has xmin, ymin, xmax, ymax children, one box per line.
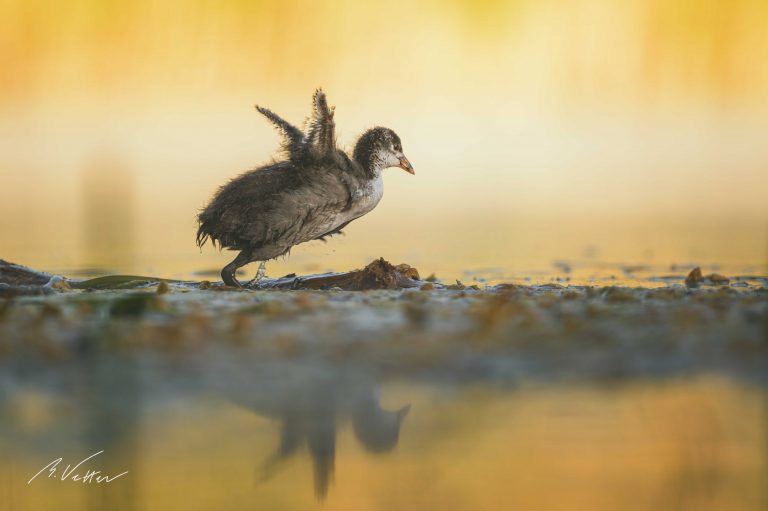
<box><xmin>1</xmin><ymin>364</ymin><xmax>765</xmax><ymax>511</ymax></box>
<box><xmin>1</xmin><ymin>282</ymin><xmax>766</xmax><ymax>510</ymax></box>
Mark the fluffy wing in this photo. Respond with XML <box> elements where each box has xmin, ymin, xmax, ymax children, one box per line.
<box><xmin>304</xmin><ymin>89</ymin><xmax>336</xmax><ymax>156</ymax></box>
<box><xmin>197</xmin><ymin>162</ymin><xmax>354</xmax><ymax>254</ymax></box>
<box><xmin>255</xmin><ymin>105</ymin><xmax>306</xmax><ymax>159</ymax></box>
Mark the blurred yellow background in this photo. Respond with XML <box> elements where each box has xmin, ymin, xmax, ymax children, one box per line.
<box><xmin>1</xmin><ymin>0</ymin><xmax>766</xmax><ymax>279</ymax></box>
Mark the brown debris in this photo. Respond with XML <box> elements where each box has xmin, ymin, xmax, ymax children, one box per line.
<box><xmin>706</xmin><ymin>273</ymin><xmax>730</xmax><ymax>285</ymax></box>
<box><xmin>262</xmin><ymin>258</ymin><xmax>421</xmax><ymax>291</ymax></box>
<box><xmin>685</xmin><ymin>267</ymin><xmax>704</xmax><ymax>288</ymax></box>
<box><xmin>394</xmin><ymin>264</ymin><xmax>420</xmax><ymax>280</ymax></box>
<box><xmin>2</xmin><ymin>257</ymin><xmax>424</xmax><ymax>293</ymax></box>
<box><xmin>685</xmin><ymin>267</ymin><xmax>731</xmax><ymax>287</ymax></box>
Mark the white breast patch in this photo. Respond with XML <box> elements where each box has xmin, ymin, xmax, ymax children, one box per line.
<box><xmin>350</xmin><ymin>174</ymin><xmax>384</xmax><ymax>217</ymax></box>
<box><xmin>307</xmin><ymin>174</ymin><xmax>384</xmax><ymax>241</ymax></box>
<box><xmin>330</xmin><ymin>173</ymin><xmax>384</xmax><ymax>231</ymax></box>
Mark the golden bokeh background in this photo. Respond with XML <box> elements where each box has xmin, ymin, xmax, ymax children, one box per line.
<box><xmin>1</xmin><ymin>0</ymin><xmax>767</xmax><ymax>279</ymax></box>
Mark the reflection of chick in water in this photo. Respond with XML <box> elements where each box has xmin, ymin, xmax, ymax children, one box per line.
<box><xmin>227</xmin><ymin>372</ymin><xmax>410</xmax><ymax>500</ymax></box>
<box><xmin>262</xmin><ymin>396</ymin><xmax>409</xmax><ymax>499</ymax></box>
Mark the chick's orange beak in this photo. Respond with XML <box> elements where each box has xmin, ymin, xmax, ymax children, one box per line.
<box><xmin>398</xmin><ymin>156</ymin><xmax>415</xmax><ymax>175</ymax></box>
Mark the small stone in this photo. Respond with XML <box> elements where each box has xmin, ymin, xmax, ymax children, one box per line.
<box><xmin>156</xmin><ymin>281</ymin><xmax>170</xmax><ymax>294</ymax></box>
<box><xmin>685</xmin><ymin>267</ymin><xmax>703</xmax><ymax>288</ymax></box>
<box><xmin>706</xmin><ymin>273</ymin><xmax>730</xmax><ymax>285</ymax></box>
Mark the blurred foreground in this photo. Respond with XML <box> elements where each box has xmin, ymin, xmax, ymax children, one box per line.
<box><xmin>0</xmin><ymin>260</ymin><xmax>766</xmax><ymax>510</ymax></box>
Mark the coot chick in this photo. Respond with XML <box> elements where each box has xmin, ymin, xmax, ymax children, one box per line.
<box><xmin>196</xmin><ymin>89</ymin><xmax>414</xmax><ymax>287</ymax></box>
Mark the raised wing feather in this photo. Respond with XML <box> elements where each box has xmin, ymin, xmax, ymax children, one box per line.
<box><xmin>304</xmin><ymin>89</ymin><xmax>336</xmax><ymax>156</ymax></box>
<box><xmin>255</xmin><ymin>106</ymin><xmax>306</xmax><ymax>159</ymax></box>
